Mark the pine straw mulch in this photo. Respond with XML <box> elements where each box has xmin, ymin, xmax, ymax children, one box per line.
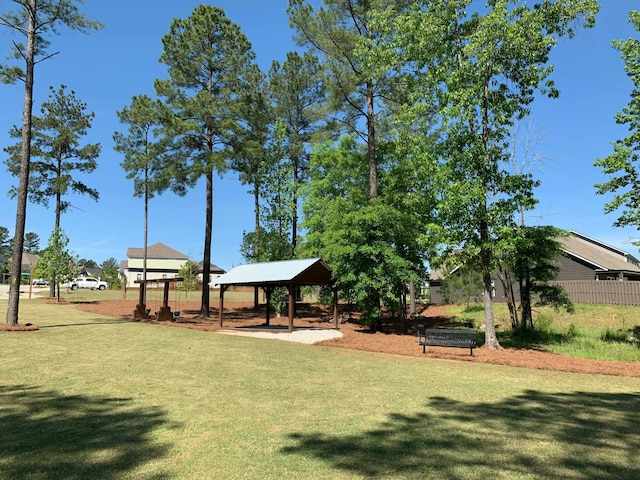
<box><xmin>22</xmin><ymin>298</ymin><xmax>640</xmax><ymax>378</ymax></box>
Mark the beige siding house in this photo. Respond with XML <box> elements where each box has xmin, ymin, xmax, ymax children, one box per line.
<box><xmin>121</xmin><ymin>243</ymin><xmax>188</xmax><ymax>288</ymax></box>
<box><xmin>120</xmin><ymin>242</ymin><xmax>225</xmax><ymax>288</ymax></box>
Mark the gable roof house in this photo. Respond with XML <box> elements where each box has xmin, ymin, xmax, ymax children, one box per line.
<box><xmin>428</xmin><ymin>230</ymin><xmax>640</xmax><ymax>304</ymax></box>
<box><xmin>121</xmin><ymin>242</ymin><xmax>188</xmax><ymax>288</ymax></box>
<box><xmin>1</xmin><ymin>252</ymin><xmax>41</xmax><ymax>284</ymax></box>
<box><xmin>121</xmin><ymin>242</ymin><xmax>225</xmax><ymax>288</ymax></box>
<box><xmin>555</xmin><ymin>231</ymin><xmax>640</xmax><ymax>281</ymax></box>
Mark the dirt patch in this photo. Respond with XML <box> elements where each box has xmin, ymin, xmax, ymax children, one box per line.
<box><xmin>73</xmin><ymin>299</ymin><xmax>640</xmax><ymax>378</ymax></box>
<box><xmin>0</xmin><ymin>323</ymin><xmax>39</xmax><ymax>331</ymax></box>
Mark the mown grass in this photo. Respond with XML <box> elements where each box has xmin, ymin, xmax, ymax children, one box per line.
<box><xmin>0</xmin><ymin>297</ymin><xmax>639</xmax><ymax>479</ymax></box>
<box><xmin>447</xmin><ymin>303</ymin><xmax>640</xmax><ymax>361</ymax></box>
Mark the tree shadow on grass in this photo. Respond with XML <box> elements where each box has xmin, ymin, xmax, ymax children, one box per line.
<box><xmin>0</xmin><ymin>385</ymin><xmax>177</xmax><ymax>479</ymax></box>
<box><xmin>282</xmin><ymin>390</ymin><xmax>640</xmax><ymax>479</ymax></box>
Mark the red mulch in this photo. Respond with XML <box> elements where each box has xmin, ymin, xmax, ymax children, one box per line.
<box><xmin>58</xmin><ymin>299</ymin><xmax>639</xmax><ymax>378</ymax></box>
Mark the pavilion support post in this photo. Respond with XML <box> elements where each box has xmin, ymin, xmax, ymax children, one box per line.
<box><xmin>219</xmin><ymin>285</ymin><xmax>228</xmax><ymax>328</ymax></box>
<box><xmin>265</xmin><ymin>287</ymin><xmax>272</xmax><ymax>326</ymax></box>
<box><xmin>288</xmin><ymin>282</ymin><xmax>295</xmax><ymax>333</ymax></box>
<box><xmin>333</xmin><ymin>286</ymin><xmax>339</xmax><ymax>330</ymax></box>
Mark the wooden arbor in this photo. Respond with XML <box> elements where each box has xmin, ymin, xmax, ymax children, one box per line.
<box><xmin>133</xmin><ymin>277</ymin><xmax>183</xmax><ymax>321</ymax></box>
<box><xmin>214</xmin><ymin>258</ymin><xmax>338</xmax><ymax>333</ymax></box>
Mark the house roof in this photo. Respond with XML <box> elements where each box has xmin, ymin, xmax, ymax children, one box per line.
<box><xmin>214</xmin><ymin>258</ymin><xmax>333</xmax><ymax>287</ymax></box>
<box><xmin>196</xmin><ymin>260</ymin><xmax>226</xmax><ymax>274</ymax></box>
<box><xmin>9</xmin><ymin>252</ymin><xmax>41</xmax><ymax>267</ymax></box>
<box><xmin>428</xmin><ymin>230</ymin><xmax>640</xmax><ymax>281</ymax></box>
<box><xmin>558</xmin><ymin>231</ymin><xmax>640</xmax><ymax>273</ymax></box>
<box><xmin>127</xmin><ymin>242</ymin><xmax>188</xmax><ymax>260</ymax></box>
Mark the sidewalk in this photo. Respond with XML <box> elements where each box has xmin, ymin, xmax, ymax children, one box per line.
<box><xmin>0</xmin><ymin>285</ymin><xmax>49</xmax><ymax>300</ymax></box>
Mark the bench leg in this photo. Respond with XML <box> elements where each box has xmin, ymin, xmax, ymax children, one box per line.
<box><xmin>422</xmin><ymin>344</ymin><xmax>426</xmax><ymax>354</ymax></box>
<box><xmin>470</xmin><ymin>347</ymin><xmax>474</xmax><ymax>356</ymax></box>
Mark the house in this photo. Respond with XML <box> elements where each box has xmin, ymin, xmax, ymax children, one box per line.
<box><xmin>555</xmin><ymin>231</ymin><xmax>640</xmax><ymax>281</ymax></box>
<box><xmin>1</xmin><ymin>252</ymin><xmax>41</xmax><ymax>284</ymax></box>
<box><xmin>120</xmin><ymin>242</ymin><xmax>225</xmax><ymax>288</ymax></box>
<box><xmin>428</xmin><ymin>230</ymin><xmax>640</xmax><ymax>304</ymax></box>
<box><xmin>121</xmin><ymin>242</ymin><xmax>188</xmax><ymax>288</ymax></box>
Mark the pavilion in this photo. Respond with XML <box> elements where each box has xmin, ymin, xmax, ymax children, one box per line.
<box><xmin>214</xmin><ymin>258</ymin><xmax>338</xmax><ymax>332</ymax></box>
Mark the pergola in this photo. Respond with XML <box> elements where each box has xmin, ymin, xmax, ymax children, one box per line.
<box><xmin>214</xmin><ymin>258</ymin><xmax>338</xmax><ymax>332</ymax></box>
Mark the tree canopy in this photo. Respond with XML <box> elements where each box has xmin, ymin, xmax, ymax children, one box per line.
<box><xmin>595</xmin><ymin>11</ymin><xmax>640</xmax><ymax>235</ymax></box>
<box><xmin>153</xmin><ymin>4</ymin><xmax>258</xmax><ymax>317</ymax></box>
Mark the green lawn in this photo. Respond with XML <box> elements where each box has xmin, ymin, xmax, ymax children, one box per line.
<box><xmin>0</xmin><ymin>298</ymin><xmax>639</xmax><ymax>479</ymax></box>
<box><xmin>446</xmin><ymin>303</ymin><xmax>640</xmax><ymax>361</ymax></box>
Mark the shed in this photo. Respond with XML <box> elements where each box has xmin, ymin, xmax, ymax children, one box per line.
<box><xmin>214</xmin><ymin>258</ymin><xmax>338</xmax><ymax>332</ymax></box>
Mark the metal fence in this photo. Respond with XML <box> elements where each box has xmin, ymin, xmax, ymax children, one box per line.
<box><xmin>552</xmin><ymin>280</ymin><xmax>640</xmax><ymax>306</ymax></box>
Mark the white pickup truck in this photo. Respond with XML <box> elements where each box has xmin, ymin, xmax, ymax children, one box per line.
<box><xmin>66</xmin><ymin>277</ymin><xmax>108</xmax><ymax>291</ymax></box>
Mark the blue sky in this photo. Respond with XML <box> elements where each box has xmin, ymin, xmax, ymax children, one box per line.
<box><xmin>0</xmin><ymin>0</ymin><xmax>639</xmax><ymax>272</ymax></box>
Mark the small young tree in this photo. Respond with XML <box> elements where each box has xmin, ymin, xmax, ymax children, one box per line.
<box><xmin>178</xmin><ymin>260</ymin><xmax>200</xmax><ymax>300</ymax></box>
<box><xmin>35</xmin><ymin>228</ymin><xmax>79</xmax><ymax>302</ymax></box>
<box><xmin>101</xmin><ymin>257</ymin><xmax>120</xmax><ymax>290</ymax></box>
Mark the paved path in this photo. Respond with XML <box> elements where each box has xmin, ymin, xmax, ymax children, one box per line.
<box><xmin>216</xmin><ymin>328</ymin><xmax>343</xmax><ymax>344</ymax></box>
<box><xmin>0</xmin><ymin>285</ymin><xmax>49</xmax><ymax>299</ymax></box>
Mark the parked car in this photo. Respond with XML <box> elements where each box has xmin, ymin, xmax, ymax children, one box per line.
<box><xmin>65</xmin><ymin>277</ymin><xmax>108</xmax><ymax>291</ymax></box>
<box><xmin>32</xmin><ymin>279</ymin><xmax>49</xmax><ymax>286</ymax></box>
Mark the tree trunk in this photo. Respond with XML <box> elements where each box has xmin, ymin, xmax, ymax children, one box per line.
<box><xmin>143</xmin><ymin>165</ymin><xmax>149</xmax><ymax>306</ymax></box>
<box><xmin>408</xmin><ymin>281</ymin><xmax>416</xmax><ymax>317</ymax></box>
<box><xmin>497</xmin><ymin>265</ymin><xmax>519</xmax><ymax>330</ymax></box>
<box><xmin>6</xmin><ymin>3</ymin><xmax>36</xmax><ymax>326</ymax></box>
<box><xmin>200</xmin><ymin>169</ymin><xmax>213</xmax><ymax>317</ymax></box>
<box><xmin>253</xmin><ymin>181</ymin><xmax>260</xmax><ymax>310</ymax></box>
<box><xmin>291</xmin><ymin>153</ymin><xmax>299</xmax><ymax>257</ymax></box>
<box><xmin>482</xmin><ymin>270</ymin><xmax>501</xmax><ymax>349</ymax></box>
<box><xmin>520</xmin><ymin>275</ymin><xmax>534</xmax><ymax>330</ymax></box>
<box><xmin>366</xmin><ymin>84</ymin><xmax>377</xmax><ymax>200</ymax></box>
<box><xmin>480</xmin><ymin>221</ymin><xmax>501</xmax><ymax>350</ymax></box>
<box><xmin>49</xmin><ymin>183</ymin><xmax>63</xmax><ymax>298</ymax></box>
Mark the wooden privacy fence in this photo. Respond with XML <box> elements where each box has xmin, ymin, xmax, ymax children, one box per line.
<box><xmin>552</xmin><ymin>280</ymin><xmax>640</xmax><ymax>306</ymax></box>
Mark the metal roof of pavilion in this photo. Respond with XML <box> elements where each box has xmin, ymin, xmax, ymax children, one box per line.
<box><xmin>214</xmin><ymin>258</ymin><xmax>333</xmax><ymax>287</ymax></box>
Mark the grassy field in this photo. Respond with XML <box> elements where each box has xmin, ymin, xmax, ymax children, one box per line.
<box><xmin>446</xmin><ymin>302</ymin><xmax>640</xmax><ymax>362</ymax></box>
<box><xmin>0</xmin><ymin>296</ymin><xmax>639</xmax><ymax>479</ymax></box>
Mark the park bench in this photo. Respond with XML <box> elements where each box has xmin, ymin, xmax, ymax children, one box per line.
<box><xmin>416</xmin><ymin>325</ymin><xmax>478</xmax><ymax>356</ymax></box>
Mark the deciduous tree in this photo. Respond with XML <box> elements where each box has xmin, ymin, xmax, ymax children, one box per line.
<box><xmin>385</xmin><ymin>0</ymin><xmax>598</xmax><ymax>349</ymax></box>
<box><xmin>100</xmin><ymin>257</ymin><xmax>120</xmax><ymax>290</ymax></box>
<box><xmin>595</xmin><ymin>11</ymin><xmax>640</xmax><ymax>238</ymax></box>
<box><xmin>302</xmin><ymin>137</ymin><xmax>430</xmax><ymax>330</ymax></box>
<box><xmin>35</xmin><ymin>227</ymin><xmax>78</xmax><ymax>302</ymax></box>
<box><xmin>178</xmin><ymin>259</ymin><xmax>200</xmax><ymax>301</ymax></box>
